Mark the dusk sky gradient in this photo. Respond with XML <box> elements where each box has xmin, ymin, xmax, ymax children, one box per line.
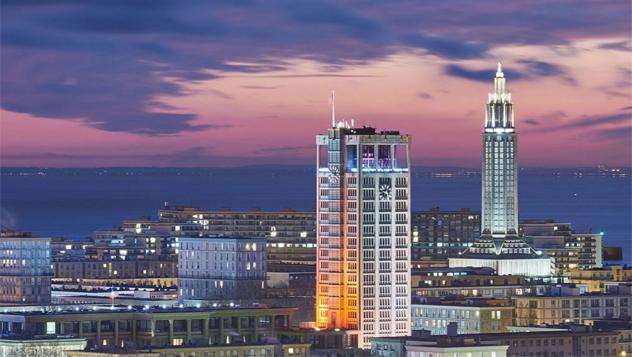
<box><xmin>1</xmin><ymin>0</ymin><xmax>631</xmax><ymax>167</ymax></box>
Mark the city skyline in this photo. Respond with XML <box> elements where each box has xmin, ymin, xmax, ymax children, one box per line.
<box><xmin>0</xmin><ymin>3</ymin><xmax>630</xmax><ymax>356</ymax></box>
<box><xmin>1</xmin><ymin>1</ymin><xmax>631</xmax><ymax>168</ymax></box>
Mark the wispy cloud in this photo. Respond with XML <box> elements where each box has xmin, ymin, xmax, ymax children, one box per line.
<box><xmin>1</xmin><ymin>0</ymin><xmax>628</xmax><ymax>136</ymax></box>
<box><xmin>444</xmin><ymin>59</ymin><xmax>575</xmax><ymax>84</ymax></box>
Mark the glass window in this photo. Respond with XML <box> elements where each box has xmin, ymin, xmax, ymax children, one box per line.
<box><xmin>346</xmin><ymin>145</ymin><xmax>358</xmax><ymax>170</ymax></box>
<box><xmin>394</xmin><ymin>144</ymin><xmax>408</xmax><ymax>169</ymax></box>
<box><xmin>362</xmin><ymin>145</ymin><xmax>375</xmax><ymax>169</ymax></box>
<box><xmin>318</xmin><ymin>145</ymin><xmax>328</xmax><ymax>168</ymax></box>
<box><xmin>378</xmin><ymin>145</ymin><xmax>392</xmax><ymax>169</ymax></box>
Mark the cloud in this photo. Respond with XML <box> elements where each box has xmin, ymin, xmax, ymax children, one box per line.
<box><xmin>241</xmin><ymin>85</ymin><xmax>280</xmax><ymax>90</ymax></box>
<box><xmin>528</xmin><ymin>112</ymin><xmax>631</xmax><ymax>134</ymax></box>
<box><xmin>599</xmin><ymin>40</ymin><xmax>632</xmax><ymax>52</ymax></box>
<box><xmin>1</xmin><ymin>1</ymin><xmax>628</xmax><ymax>135</ymax></box>
<box><xmin>515</xmin><ymin>59</ymin><xmax>576</xmax><ymax>84</ymax></box>
<box><xmin>562</xmin><ymin>113</ymin><xmax>631</xmax><ymax>129</ymax></box>
<box><xmin>399</xmin><ymin>33</ymin><xmax>488</xmax><ymax>59</ymax></box>
<box><xmin>592</xmin><ymin>126</ymin><xmax>632</xmax><ymax>140</ymax></box>
<box><xmin>444</xmin><ymin>60</ymin><xmax>575</xmax><ymax>84</ymax></box>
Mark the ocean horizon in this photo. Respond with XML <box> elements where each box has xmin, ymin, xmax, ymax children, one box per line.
<box><xmin>1</xmin><ymin>166</ymin><xmax>630</xmax><ymax>264</ymax></box>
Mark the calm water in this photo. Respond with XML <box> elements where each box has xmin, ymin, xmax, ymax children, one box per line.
<box><xmin>1</xmin><ymin>167</ymin><xmax>630</xmax><ymax>263</ymax></box>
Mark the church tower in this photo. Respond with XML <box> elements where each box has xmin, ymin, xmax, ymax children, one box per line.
<box><xmin>449</xmin><ymin>64</ymin><xmax>552</xmax><ymax>276</ymax></box>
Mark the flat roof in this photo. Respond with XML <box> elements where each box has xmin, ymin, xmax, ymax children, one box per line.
<box><xmin>0</xmin><ymin>304</ymin><xmax>295</xmax><ymax>317</ymax></box>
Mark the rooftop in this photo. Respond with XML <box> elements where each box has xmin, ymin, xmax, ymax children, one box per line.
<box><xmin>412</xmin><ymin>297</ymin><xmax>512</xmax><ymax>308</ymax></box>
<box><xmin>0</xmin><ymin>303</ymin><xmax>293</xmax><ymax>317</ymax></box>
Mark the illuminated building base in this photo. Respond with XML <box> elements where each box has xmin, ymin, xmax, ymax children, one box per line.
<box><xmin>449</xmin><ymin>256</ymin><xmax>552</xmax><ymax>276</ymax></box>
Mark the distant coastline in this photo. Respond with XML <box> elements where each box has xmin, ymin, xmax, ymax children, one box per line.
<box><xmin>1</xmin><ymin>165</ymin><xmax>630</xmax><ymax>177</ymax></box>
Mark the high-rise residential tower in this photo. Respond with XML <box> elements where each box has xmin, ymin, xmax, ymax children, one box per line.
<box><xmin>315</xmin><ymin>117</ymin><xmax>412</xmax><ymax>348</ymax></box>
<box><xmin>449</xmin><ymin>64</ymin><xmax>552</xmax><ymax>276</ymax></box>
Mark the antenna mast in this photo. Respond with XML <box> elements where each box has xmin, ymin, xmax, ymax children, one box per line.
<box><xmin>331</xmin><ymin>90</ymin><xmax>336</xmax><ymax>127</ymax></box>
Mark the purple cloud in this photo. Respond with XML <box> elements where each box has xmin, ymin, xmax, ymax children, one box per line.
<box><xmin>1</xmin><ymin>0</ymin><xmax>629</xmax><ymax>135</ymax></box>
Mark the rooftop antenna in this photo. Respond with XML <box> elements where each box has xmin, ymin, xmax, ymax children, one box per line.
<box><xmin>330</xmin><ymin>90</ymin><xmax>336</xmax><ymax>127</ymax></box>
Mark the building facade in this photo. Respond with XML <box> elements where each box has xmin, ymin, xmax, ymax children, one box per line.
<box><xmin>178</xmin><ymin>236</ymin><xmax>267</xmax><ymax>301</ymax></box>
<box><xmin>64</xmin><ymin>343</ymin><xmax>310</xmax><ymax>357</ymax></box>
<box><xmin>521</xmin><ymin>220</ymin><xmax>603</xmax><ymax>271</ymax></box>
<box><xmin>154</xmin><ymin>206</ymin><xmax>317</xmax><ymax>270</ymax></box>
<box><xmin>411</xmin><ymin>299</ymin><xmax>514</xmax><ymax>335</ymax></box>
<box><xmin>53</xmin><ymin>259</ymin><xmax>177</xmax><ymax>289</ymax></box>
<box><xmin>0</xmin><ymin>336</ymin><xmax>86</xmax><ymax>357</ymax></box>
<box><xmin>315</xmin><ymin>123</ymin><xmax>412</xmax><ymax>347</ymax></box>
<box><xmin>569</xmin><ymin>265</ymin><xmax>632</xmax><ymax>292</ymax></box>
<box><xmin>0</xmin><ymin>305</ymin><xmax>294</xmax><ymax>349</ymax></box>
<box><xmin>371</xmin><ymin>330</ymin><xmax>624</xmax><ymax>357</ymax></box>
<box><xmin>0</xmin><ymin>231</ymin><xmax>52</xmax><ymax>305</ymax></box>
<box><xmin>411</xmin><ymin>267</ymin><xmax>525</xmax><ymax>289</ymax></box>
<box><xmin>371</xmin><ymin>336</ymin><xmax>508</xmax><ymax>357</ymax></box>
<box><xmin>411</xmin><ymin>208</ymin><xmax>480</xmax><ymax>260</ymax></box>
<box><xmin>513</xmin><ymin>284</ymin><xmax>632</xmax><ymax>326</ymax></box>
<box><xmin>449</xmin><ymin>64</ymin><xmax>551</xmax><ymax>276</ymax></box>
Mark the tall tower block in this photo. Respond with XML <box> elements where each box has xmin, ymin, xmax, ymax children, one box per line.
<box><xmin>316</xmin><ymin>121</ymin><xmax>412</xmax><ymax>348</ymax></box>
<box><xmin>449</xmin><ymin>64</ymin><xmax>552</xmax><ymax>276</ymax></box>
<box><xmin>482</xmin><ymin>63</ymin><xmax>519</xmax><ymax>237</ymax></box>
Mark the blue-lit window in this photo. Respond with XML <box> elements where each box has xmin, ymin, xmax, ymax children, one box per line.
<box><xmin>346</xmin><ymin>145</ymin><xmax>358</xmax><ymax>170</ymax></box>
<box><xmin>362</xmin><ymin>145</ymin><xmax>375</xmax><ymax>169</ymax></box>
<box><xmin>378</xmin><ymin>145</ymin><xmax>392</xmax><ymax>169</ymax></box>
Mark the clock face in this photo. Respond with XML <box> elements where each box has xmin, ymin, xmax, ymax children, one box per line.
<box><xmin>379</xmin><ymin>184</ymin><xmax>392</xmax><ymax>201</ymax></box>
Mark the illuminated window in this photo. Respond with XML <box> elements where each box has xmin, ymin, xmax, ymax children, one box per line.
<box><xmin>46</xmin><ymin>322</ymin><xmax>55</xmax><ymax>334</ymax></box>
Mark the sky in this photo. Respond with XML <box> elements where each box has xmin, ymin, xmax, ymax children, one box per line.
<box><xmin>1</xmin><ymin>0</ymin><xmax>631</xmax><ymax>168</ymax></box>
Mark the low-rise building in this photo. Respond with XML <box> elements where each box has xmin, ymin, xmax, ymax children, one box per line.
<box><xmin>0</xmin><ymin>304</ymin><xmax>295</xmax><ymax>350</ymax></box>
<box><xmin>411</xmin><ymin>267</ymin><xmax>525</xmax><ymax>289</ymax></box>
<box><xmin>53</xmin><ymin>259</ymin><xmax>177</xmax><ymax>289</ymax></box>
<box><xmin>372</xmin><ymin>333</ymin><xmax>508</xmax><ymax>357</ymax></box>
<box><xmin>178</xmin><ymin>236</ymin><xmax>267</xmax><ymax>301</ymax></box>
<box><xmin>593</xmin><ymin>320</ymin><xmax>632</xmax><ymax>357</ymax></box>
<box><xmin>569</xmin><ymin>265</ymin><xmax>632</xmax><ymax>292</ymax></box>
<box><xmin>0</xmin><ymin>336</ymin><xmax>86</xmax><ymax>357</ymax></box>
<box><xmin>513</xmin><ymin>283</ymin><xmax>632</xmax><ymax>326</ymax></box>
<box><xmin>371</xmin><ymin>327</ymin><xmax>623</xmax><ymax>357</ymax></box>
<box><xmin>521</xmin><ymin>220</ymin><xmax>603</xmax><ymax>271</ymax></box>
<box><xmin>414</xmin><ymin>284</ymin><xmax>550</xmax><ymax>299</ymax></box>
<box><xmin>0</xmin><ymin>230</ymin><xmax>52</xmax><ymax>304</ymax></box>
<box><xmin>51</xmin><ymin>237</ymin><xmax>91</xmax><ymax>259</ymax></box>
<box><xmin>411</xmin><ymin>298</ymin><xmax>514</xmax><ymax>335</ymax></box>
<box><xmin>63</xmin><ymin>342</ymin><xmax>310</xmax><ymax>357</ymax></box>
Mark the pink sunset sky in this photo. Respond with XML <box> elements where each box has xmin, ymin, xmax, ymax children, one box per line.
<box><xmin>1</xmin><ymin>1</ymin><xmax>630</xmax><ymax>168</ymax></box>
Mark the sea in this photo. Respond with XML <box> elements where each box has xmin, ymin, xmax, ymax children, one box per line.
<box><xmin>1</xmin><ymin>166</ymin><xmax>630</xmax><ymax>264</ymax></box>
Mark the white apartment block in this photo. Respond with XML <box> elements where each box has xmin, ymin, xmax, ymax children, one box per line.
<box><xmin>316</xmin><ymin>123</ymin><xmax>412</xmax><ymax>348</ymax></box>
<box><xmin>178</xmin><ymin>236</ymin><xmax>266</xmax><ymax>301</ymax></box>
